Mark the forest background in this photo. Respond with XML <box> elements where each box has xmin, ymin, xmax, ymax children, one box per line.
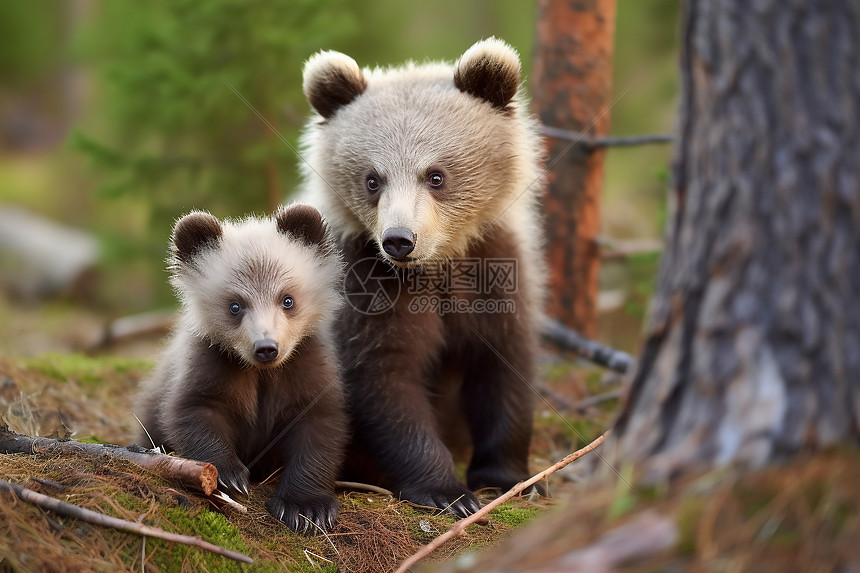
<box><xmin>0</xmin><ymin>0</ymin><xmax>677</xmax><ymax>350</ymax></box>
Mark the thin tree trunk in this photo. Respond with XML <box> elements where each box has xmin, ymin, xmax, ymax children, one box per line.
<box><xmin>611</xmin><ymin>0</ymin><xmax>860</xmax><ymax>479</ymax></box>
<box><xmin>531</xmin><ymin>0</ymin><xmax>617</xmax><ymax>337</ymax></box>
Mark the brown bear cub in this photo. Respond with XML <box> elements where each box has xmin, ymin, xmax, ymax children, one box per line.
<box><xmin>135</xmin><ymin>204</ymin><xmax>346</xmax><ymax>533</ymax></box>
<box><xmin>299</xmin><ymin>38</ymin><xmax>546</xmax><ymax>517</ymax></box>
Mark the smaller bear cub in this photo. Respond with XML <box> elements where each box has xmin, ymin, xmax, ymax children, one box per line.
<box><xmin>135</xmin><ymin>204</ymin><xmax>347</xmax><ymax>533</ymax></box>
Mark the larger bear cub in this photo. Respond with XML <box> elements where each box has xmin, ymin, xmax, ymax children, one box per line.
<box><xmin>300</xmin><ymin>38</ymin><xmax>546</xmax><ymax>516</ymax></box>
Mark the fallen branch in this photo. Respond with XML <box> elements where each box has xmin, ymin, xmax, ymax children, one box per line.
<box><xmin>394</xmin><ymin>431</ymin><xmax>609</xmax><ymax>573</ymax></box>
<box><xmin>94</xmin><ymin>310</ymin><xmax>175</xmax><ymax>349</ymax></box>
<box><xmin>334</xmin><ymin>480</ymin><xmax>393</xmax><ymax>496</ymax></box>
<box><xmin>0</xmin><ymin>426</ymin><xmax>217</xmax><ymax>495</ymax></box>
<box><xmin>540</xmin><ymin>125</ymin><xmax>674</xmax><ymax>149</ymax></box>
<box><xmin>0</xmin><ymin>478</ymin><xmax>252</xmax><ymax>564</ymax></box>
<box><xmin>567</xmin><ymin>389</ymin><xmax>624</xmax><ymax>413</ymax></box>
<box><xmin>596</xmin><ymin>236</ymin><xmax>664</xmax><ymax>260</ymax></box>
<box><xmin>540</xmin><ymin>317</ymin><xmax>635</xmax><ymax>374</ymax></box>
<box><xmin>537</xmin><ymin>386</ymin><xmax>622</xmax><ymax>415</ymax></box>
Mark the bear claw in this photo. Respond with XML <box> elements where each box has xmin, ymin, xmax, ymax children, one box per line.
<box><xmin>216</xmin><ymin>462</ymin><xmax>250</xmax><ymax>496</ymax></box>
<box><xmin>402</xmin><ymin>485</ymin><xmax>481</xmax><ymax>518</ymax></box>
<box><xmin>266</xmin><ymin>494</ymin><xmax>338</xmax><ymax>535</ymax></box>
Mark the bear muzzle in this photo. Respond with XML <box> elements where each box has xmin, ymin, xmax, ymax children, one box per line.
<box><xmin>253</xmin><ymin>338</ymin><xmax>279</xmax><ymax>364</ymax></box>
<box><xmin>381</xmin><ymin>227</ymin><xmax>416</xmax><ymax>261</ymax></box>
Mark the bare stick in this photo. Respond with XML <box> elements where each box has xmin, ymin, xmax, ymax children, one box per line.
<box><xmin>0</xmin><ymin>426</ymin><xmax>217</xmax><ymax>495</ymax></box>
<box><xmin>567</xmin><ymin>389</ymin><xmax>624</xmax><ymax>413</ymax></box>
<box><xmin>334</xmin><ymin>480</ymin><xmax>393</xmax><ymax>496</ymax></box>
<box><xmin>540</xmin><ymin>317</ymin><xmax>634</xmax><ymax>374</ymax></box>
<box><xmin>0</xmin><ymin>478</ymin><xmax>253</xmax><ymax>564</ymax></box>
<box><xmin>394</xmin><ymin>431</ymin><xmax>609</xmax><ymax>573</ymax></box>
<box><xmin>540</xmin><ymin>125</ymin><xmax>674</xmax><ymax>149</ymax></box>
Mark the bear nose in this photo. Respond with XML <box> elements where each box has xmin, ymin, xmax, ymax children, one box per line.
<box><xmin>381</xmin><ymin>227</ymin><xmax>415</xmax><ymax>260</ymax></box>
<box><xmin>253</xmin><ymin>339</ymin><xmax>279</xmax><ymax>363</ymax></box>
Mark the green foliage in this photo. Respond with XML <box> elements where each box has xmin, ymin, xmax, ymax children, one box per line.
<box><xmin>675</xmin><ymin>496</ymin><xmax>704</xmax><ymax>556</ymax></box>
<box><xmin>623</xmin><ymin>250</ymin><xmax>662</xmax><ymax>320</ymax></box>
<box><xmin>0</xmin><ymin>2</ymin><xmax>62</xmax><ymax>87</ymax></box>
<box><xmin>606</xmin><ymin>466</ymin><xmax>638</xmax><ymax>519</ymax></box>
<box><xmin>75</xmin><ymin>0</ymin><xmax>356</xmax><ymax>227</ymax></box>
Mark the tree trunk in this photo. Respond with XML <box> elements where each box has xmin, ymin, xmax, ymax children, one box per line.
<box><xmin>611</xmin><ymin>0</ymin><xmax>860</xmax><ymax>479</ymax></box>
<box><xmin>531</xmin><ymin>0</ymin><xmax>616</xmax><ymax>337</ymax></box>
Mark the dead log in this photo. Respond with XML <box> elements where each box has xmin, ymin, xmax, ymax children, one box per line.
<box><xmin>0</xmin><ymin>426</ymin><xmax>217</xmax><ymax>495</ymax></box>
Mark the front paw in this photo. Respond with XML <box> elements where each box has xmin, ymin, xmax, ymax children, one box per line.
<box><xmin>468</xmin><ymin>466</ymin><xmax>546</xmax><ymax>497</ymax></box>
<box><xmin>215</xmin><ymin>460</ymin><xmax>250</xmax><ymax>496</ymax></box>
<box><xmin>266</xmin><ymin>494</ymin><xmax>338</xmax><ymax>534</ymax></box>
<box><xmin>400</xmin><ymin>483</ymin><xmax>481</xmax><ymax>518</ymax></box>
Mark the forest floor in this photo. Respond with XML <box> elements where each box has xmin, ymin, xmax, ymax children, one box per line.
<box><xmin>2</xmin><ymin>293</ymin><xmax>859</xmax><ymax>572</ymax></box>
<box><xmin>0</xmin><ymin>294</ymin><xmax>614</xmax><ymax>572</ymax></box>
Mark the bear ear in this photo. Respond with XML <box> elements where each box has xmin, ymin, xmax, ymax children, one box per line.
<box><xmin>454</xmin><ymin>37</ymin><xmax>521</xmax><ymax>111</ymax></box>
<box><xmin>275</xmin><ymin>203</ymin><xmax>326</xmax><ymax>246</ymax></box>
<box><xmin>303</xmin><ymin>50</ymin><xmax>367</xmax><ymax>119</ymax></box>
<box><xmin>171</xmin><ymin>211</ymin><xmax>223</xmax><ymax>264</ymax></box>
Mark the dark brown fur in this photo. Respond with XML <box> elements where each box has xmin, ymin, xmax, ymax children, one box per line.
<box><xmin>172</xmin><ymin>212</ymin><xmax>223</xmax><ymax>264</ymax></box>
<box><xmin>339</xmin><ymin>226</ymin><xmax>539</xmax><ymax>516</ymax></box>
<box><xmin>138</xmin><ymin>333</ymin><xmax>345</xmax><ymax>532</ymax></box>
<box><xmin>136</xmin><ymin>207</ymin><xmax>346</xmax><ymax>533</ymax></box>
<box><xmin>453</xmin><ymin>51</ymin><xmax>519</xmax><ymax>111</ymax></box>
<box><xmin>300</xmin><ymin>39</ymin><xmax>546</xmax><ymax>518</ymax></box>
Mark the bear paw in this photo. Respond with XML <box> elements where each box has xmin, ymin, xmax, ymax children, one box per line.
<box><xmin>266</xmin><ymin>494</ymin><xmax>339</xmax><ymax>534</ymax></box>
<box><xmin>216</xmin><ymin>460</ymin><xmax>250</xmax><ymax>496</ymax></box>
<box><xmin>401</xmin><ymin>484</ymin><xmax>481</xmax><ymax>518</ymax></box>
<box><xmin>468</xmin><ymin>467</ymin><xmax>547</xmax><ymax>497</ymax></box>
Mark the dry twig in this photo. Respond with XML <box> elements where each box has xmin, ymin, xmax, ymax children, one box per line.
<box><xmin>0</xmin><ymin>426</ymin><xmax>217</xmax><ymax>495</ymax></box>
<box><xmin>334</xmin><ymin>480</ymin><xmax>393</xmax><ymax>496</ymax></box>
<box><xmin>394</xmin><ymin>431</ymin><xmax>609</xmax><ymax>573</ymax></box>
<box><xmin>0</xmin><ymin>478</ymin><xmax>253</xmax><ymax>564</ymax></box>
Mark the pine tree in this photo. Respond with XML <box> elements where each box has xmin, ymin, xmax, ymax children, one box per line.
<box><xmin>74</xmin><ymin>0</ymin><xmax>355</xmax><ymax>226</ymax></box>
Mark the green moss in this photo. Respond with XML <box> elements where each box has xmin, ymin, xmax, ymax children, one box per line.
<box><xmin>114</xmin><ymin>492</ymin><xmax>147</xmax><ymax>513</ymax></box>
<box><xmin>21</xmin><ymin>352</ymin><xmax>153</xmax><ymax>386</ymax></box>
<box><xmin>735</xmin><ymin>483</ymin><xmax>778</xmax><ymax>520</ymax></box>
<box><xmin>534</xmin><ymin>413</ymin><xmax>604</xmax><ymax>450</ymax></box>
<box><xmin>542</xmin><ymin>359</ymin><xmax>574</xmax><ymax>382</ymax></box>
<box><xmin>607</xmin><ymin>467</ymin><xmax>638</xmax><ymax>519</ymax></box>
<box><xmin>675</xmin><ymin>496</ymin><xmax>705</xmax><ymax>556</ymax></box>
<box><xmin>830</xmin><ymin>501</ymin><xmax>855</xmax><ymax>536</ymax></box>
<box><xmin>489</xmin><ymin>503</ymin><xmax>542</xmax><ymax>528</ymax></box>
<box><xmin>140</xmin><ymin>506</ymin><xmax>253</xmax><ymax>572</ymax></box>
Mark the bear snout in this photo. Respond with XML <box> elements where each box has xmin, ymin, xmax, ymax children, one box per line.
<box><xmin>253</xmin><ymin>339</ymin><xmax>279</xmax><ymax>364</ymax></box>
<box><xmin>381</xmin><ymin>227</ymin><xmax>416</xmax><ymax>260</ymax></box>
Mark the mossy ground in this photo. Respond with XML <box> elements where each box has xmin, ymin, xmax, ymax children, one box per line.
<box><xmin>9</xmin><ymin>297</ymin><xmax>856</xmax><ymax>571</ymax></box>
<box><xmin>0</xmin><ymin>342</ymin><xmax>564</xmax><ymax>572</ymax></box>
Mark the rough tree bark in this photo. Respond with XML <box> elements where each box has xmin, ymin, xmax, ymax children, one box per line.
<box><xmin>611</xmin><ymin>0</ymin><xmax>860</xmax><ymax>479</ymax></box>
<box><xmin>531</xmin><ymin>0</ymin><xmax>616</xmax><ymax>337</ymax></box>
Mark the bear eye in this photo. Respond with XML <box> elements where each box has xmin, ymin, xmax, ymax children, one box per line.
<box><xmin>282</xmin><ymin>296</ymin><xmax>294</xmax><ymax>309</ymax></box>
<box><xmin>229</xmin><ymin>302</ymin><xmax>241</xmax><ymax>315</ymax></box>
<box><xmin>366</xmin><ymin>175</ymin><xmax>380</xmax><ymax>194</ymax></box>
<box><xmin>428</xmin><ymin>171</ymin><xmax>444</xmax><ymax>189</ymax></box>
